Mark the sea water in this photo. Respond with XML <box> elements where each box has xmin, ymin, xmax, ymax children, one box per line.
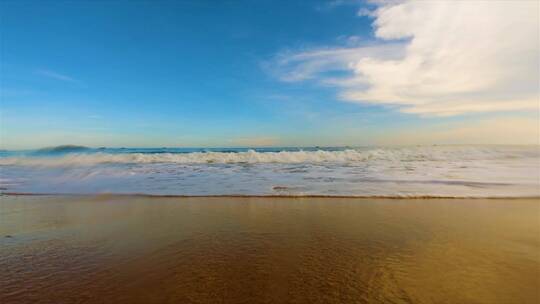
<box><xmin>0</xmin><ymin>145</ymin><xmax>538</xmax><ymax>197</ymax></box>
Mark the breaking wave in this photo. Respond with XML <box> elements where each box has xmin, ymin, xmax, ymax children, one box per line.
<box><xmin>0</xmin><ymin>145</ymin><xmax>538</xmax><ymax>197</ymax></box>
<box><xmin>0</xmin><ymin>146</ymin><xmax>536</xmax><ymax>167</ymax></box>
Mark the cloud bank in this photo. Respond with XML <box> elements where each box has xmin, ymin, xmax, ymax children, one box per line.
<box><xmin>274</xmin><ymin>0</ymin><xmax>539</xmax><ymax>116</ymax></box>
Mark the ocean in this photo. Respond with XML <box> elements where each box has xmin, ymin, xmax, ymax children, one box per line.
<box><xmin>0</xmin><ymin>145</ymin><xmax>538</xmax><ymax>197</ymax></box>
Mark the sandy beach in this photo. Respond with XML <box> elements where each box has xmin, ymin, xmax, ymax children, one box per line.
<box><xmin>2</xmin><ymin>0</ymin><xmax>539</xmax><ymax>302</ymax></box>
<box><xmin>1</xmin><ymin>195</ymin><xmax>538</xmax><ymax>303</ymax></box>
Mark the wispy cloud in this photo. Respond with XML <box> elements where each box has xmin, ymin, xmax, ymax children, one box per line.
<box><xmin>267</xmin><ymin>43</ymin><xmax>403</xmax><ymax>83</ymax></box>
<box><xmin>272</xmin><ymin>0</ymin><xmax>540</xmax><ymax>117</ymax></box>
<box><xmin>35</xmin><ymin>69</ymin><xmax>80</xmax><ymax>83</ymax></box>
<box><xmin>316</xmin><ymin>0</ymin><xmax>364</xmax><ymax>11</ymax></box>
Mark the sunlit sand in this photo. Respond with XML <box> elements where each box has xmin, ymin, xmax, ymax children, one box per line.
<box><xmin>1</xmin><ymin>195</ymin><xmax>538</xmax><ymax>303</ymax></box>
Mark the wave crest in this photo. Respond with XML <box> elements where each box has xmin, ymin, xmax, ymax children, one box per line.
<box><xmin>1</xmin><ymin>150</ymin><xmax>370</xmax><ymax>166</ymax></box>
<box><xmin>0</xmin><ymin>146</ymin><xmax>536</xmax><ymax>167</ymax></box>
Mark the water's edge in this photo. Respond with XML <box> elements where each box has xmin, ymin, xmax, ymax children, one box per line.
<box><xmin>2</xmin><ymin>193</ymin><xmax>539</xmax><ymax>199</ymax></box>
<box><xmin>2</xmin><ymin>146</ymin><xmax>538</xmax><ymax>197</ymax></box>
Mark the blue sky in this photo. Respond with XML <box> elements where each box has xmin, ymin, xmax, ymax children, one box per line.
<box><xmin>1</xmin><ymin>0</ymin><xmax>538</xmax><ymax>149</ymax></box>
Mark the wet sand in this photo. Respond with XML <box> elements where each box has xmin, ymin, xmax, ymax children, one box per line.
<box><xmin>1</xmin><ymin>196</ymin><xmax>539</xmax><ymax>304</ymax></box>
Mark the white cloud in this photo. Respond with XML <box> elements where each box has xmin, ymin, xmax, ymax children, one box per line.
<box><xmin>270</xmin><ymin>43</ymin><xmax>404</xmax><ymax>82</ymax></box>
<box><xmin>35</xmin><ymin>69</ymin><xmax>79</xmax><ymax>83</ymax></box>
<box><xmin>274</xmin><ymin>0</ymin><xmax>540</xmax><ymax>116</ymax></box>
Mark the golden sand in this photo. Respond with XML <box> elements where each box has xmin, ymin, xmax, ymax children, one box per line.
<box><xmin>1</xmin><ymin>195</ymin><xmax>539</xmax><ymax>303</ymax></box>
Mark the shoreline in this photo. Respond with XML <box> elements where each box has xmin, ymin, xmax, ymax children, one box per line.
<box><xmin>2</xmin><ymin>192</ymin><xmax>539</xmax><ymax>199</ymax></box>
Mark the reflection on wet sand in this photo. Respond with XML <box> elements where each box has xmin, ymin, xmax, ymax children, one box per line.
<box><xmin>1</xmin><ymin>196</ymin><xmax>539</xmax><ymax>303</ymax></box>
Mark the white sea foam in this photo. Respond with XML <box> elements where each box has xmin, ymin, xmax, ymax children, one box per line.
<box><xmin>1</xmin><ymin>146</ymin><xmax>538</xmax><ymax>197</ymax></box>
<box><xmin>0</xmin><ymin>146</ymin><xmax>534</xmax><ymax>166</ymax></box>
<box><xmin>0</xmin><ymin>150</ymin><xmax>366</xmax><ymax>166</ymax></box>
